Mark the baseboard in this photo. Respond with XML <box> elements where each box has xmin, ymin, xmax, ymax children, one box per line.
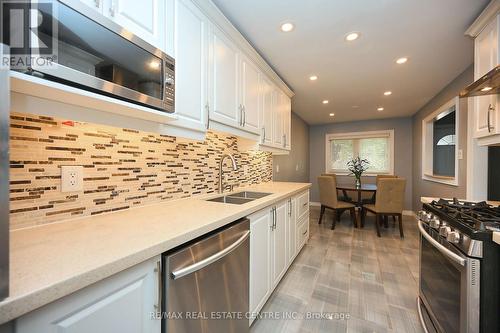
<box><xmin>310</xmin><ymin>202</ymin><xmax>415</xmax><ymax>218</ymax></box>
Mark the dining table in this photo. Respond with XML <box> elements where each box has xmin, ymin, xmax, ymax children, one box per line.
<box><xmin>336</xmin><ymin>183</ymin><xmax>377</xmax><ymax>208</ymax></box>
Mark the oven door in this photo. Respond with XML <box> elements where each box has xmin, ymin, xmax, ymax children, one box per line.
<box><xmin>418</xmin><ymin>221</ymin><xmax>480</xmax><ymax>333</ymax></box>
<box><xmin>29</xmin><ymin>0</ymin><xmax>174</xmax><ymax>112</ymax></box>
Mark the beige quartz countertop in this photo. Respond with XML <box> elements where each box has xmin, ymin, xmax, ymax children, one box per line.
<box><xmin>0</xmin><ymin>181</ymin><xmax>311</xmax><ymax>324</ymax></box>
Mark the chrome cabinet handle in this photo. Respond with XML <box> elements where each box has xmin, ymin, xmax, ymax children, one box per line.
<box><xmin>171</xmin><ymin>231</ymin><xmax>250</xmax><ymax>280</ymax></box>
<box><xmin>282</xmin><ymin>134</ymin><xmax>286</xmax><ymax>147</ymax></box>
<box><xmin>238</xmin><ymin>104</ymin><xmax>243</xmax><ymax>126</ymax></box>
<box><xmin>303</xmin><ymin>202</ymin><xmax>308</xmax><ymax>207</ymax></box>
<box><xmin>487</xmin><ymin>104</ymin><xmax>494</xmax><ymax>133</ymax></box>
<box><xmin>302</xmin><ymin>229</ymin><xmax>308</xmax><ymax>236</ymax></box>
<box><xmin>154</xmin><ymin>260</ymin><xmax>162</xmax><ymax>312</ymax></box>
<box><xmin>205</xmin><ymin>103</ymin><xmax>210</xmax><ymax>129</ymax></box>
<box><xmin>288</xmin><ymin>198</ymin><xmax>292</xmax><ymax>216</ymax></box>
<box><xmin>262</xmin><ymin>127</ymin><xmax>266</xmax><ymax>143</ymax></box>
<box><xmin>417</xmin><ymin>221</ymin><xmax>466</xmax><ymax>266</ymax></box>
<box><xmin>270</xmin><ymin>208</ymin><xmax>274</xmax><ymax>230</ymax></box>
<box><xmin>109</xmin><ymin>0</ymin><xmax>116</xmax><ymax>16</ymax></box>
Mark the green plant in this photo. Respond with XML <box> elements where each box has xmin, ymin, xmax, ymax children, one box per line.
<box><xmin>347</xmin><ymin>157</ymin><xmax>370</xmax><ymax>180</ymax></box>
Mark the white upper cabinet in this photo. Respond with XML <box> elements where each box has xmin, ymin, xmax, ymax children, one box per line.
<box><xmin>169</xmin><ymin>0</ymin><xmax>209</xmax><ymax>136</ymax></box>
<box><xmin>273</xmin><ymin>90</ymin><xmax>284</xmax><ymax>147</ymax></box>
<box><xmin>240</xmin><ymin>54</ymin><xmax>261</xmax><ymax>135</ymax></box>
<box><xmin>78</xmin><ymin>0</ymin><xmax>103</xmax><ymax>12</ymax></box>
<box><xmin>283</xmin><ymin>94</ymin><xmax>291</xmax><ymax>150</ymax></box>
<box><xmin>260</xmin><ymin>75</ymin><xmax>274</xmax><ymax>146</ymax></box>
<box><xmin>208</xmin><ymin>25</ymin><xmax>241</xmax><ymax>128</ymax></box>
<box><xmin>471</xmin><ymin>12</ymin><xmax>500</xmax><ymax>143</ymax></box>
<box><xmin>105</xmin><ymin>0</ymin><xmax>166</xmax><ymax>51</ymax></box>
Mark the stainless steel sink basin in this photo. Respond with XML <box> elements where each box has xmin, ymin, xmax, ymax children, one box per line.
<box><xmin>229</xmin><ymin>191</ymin><xmax>271</xmax><ymax>199</ymax></box>
<box><xmin>206</xmin><ymin>196</ymin><xmax>255</xmax><ymax>205</ymax></box>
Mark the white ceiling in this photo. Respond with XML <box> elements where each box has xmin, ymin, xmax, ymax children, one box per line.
<box><xmin>212</xmin><ymin>0</ymin><xmax>490</xmax><ymax>125</ymax></box>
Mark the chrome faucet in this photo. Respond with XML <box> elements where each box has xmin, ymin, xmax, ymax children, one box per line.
<box><xmin>219</xmin><ymin>154</ymin><xmax>238</xmax><ymax>193</ymax></box>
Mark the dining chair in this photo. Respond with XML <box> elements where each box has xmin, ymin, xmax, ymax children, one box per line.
<box><xmin>361</xmin><ymin>178</ymin><xmax>406</xmax><ymax>237</ymax></box>
<box><xmin>317</xmin><ymin>176</ymin><xmax>357</xmax><ymax>229</ymax></box>
<box><xmin>321</xmin><ymin>173</ymin><xmax>353</xmax><ymax>203</ymax></box>
<box><xmin>362</xmin><ymin>174</ymin><xmax>398</xmax><ymax>205</ymax></box>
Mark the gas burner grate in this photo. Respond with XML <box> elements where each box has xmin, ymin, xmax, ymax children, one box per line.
<box><xmin>430</xmin><ymin>198</ymin><xmax>500</xmax><ymax>232</ymax></box>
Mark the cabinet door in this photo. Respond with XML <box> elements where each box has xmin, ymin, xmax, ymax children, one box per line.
<box><xmin>208</xmin><ymin>25</ymin><xmax>241</xmax><ymax>128</ymax></box>
<box><xmin>273</xmin><ymin>89</ymin><xmax>284</xmax><ymax>147</ymax></box>
<box><xmin>107</xmin><ymin>0</ymin><xmax>166</xmax><ymax>51</ymax></box>
<box><xmin>260</xmin><ymin>75</ymin><xmax>274</xmax><ymax>146</ymax></box>
<box><xmin>240</xmin><ymin>55</ymin><xmax>261</xmax><ymax>135</ymax></box>
<box><xmin>283</xmin><ymin>95</ymin><xmax>291</xmax><ymax>150</ymax></box>
<box><xmin>474</xmin><ymin>15</ymin><xmax>499</xmax><ymax>138</ymax></box>
<box><xmin>286</xmin><ymin>197</ymin><xmax>296</xmax><ymax>264</ymax></box>
<box><xmin>249</xmin><ymin>209</ymin><xmax>272</xmax><ymax>320</ymax></box>
<box><xmin>171</xmin><ymin>0</ymin><xmax>208</xmax><ymax>133</ymax></box>
<box><xmin>78</xmin><ymin>0</ymin><xmax>103</xmax><ymax>12</ymax></box>
<box><xmin>16</xmin><ymin>257</ymin><xmax>162</xmax><ymax>333</ymax></box>
<box><xmin>272</xmin><ymin>201</ymin><xmax>288</xmax><ymax>287</ymax></box>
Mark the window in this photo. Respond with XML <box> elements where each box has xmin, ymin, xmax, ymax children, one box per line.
<box><xmin>325</xmin><ymin>130</ymin><xmax>394</xmax><ymax>175</ymax></box>
<box><xmin>422</xmin><ymin>97</ymin><xmax>460</xmax><ymax>186</ymax></box>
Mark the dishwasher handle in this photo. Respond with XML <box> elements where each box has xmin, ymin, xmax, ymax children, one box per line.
<box><xmin>171</xmin><ymin>230</ymin><xmax>250</xmax><ymax>280</ymax></box>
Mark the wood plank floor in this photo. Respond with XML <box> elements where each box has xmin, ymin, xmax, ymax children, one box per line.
<box><xmin>250</xmin><ymin>206</ymin><xmax>424</xmax><ymax>333</ymax></box>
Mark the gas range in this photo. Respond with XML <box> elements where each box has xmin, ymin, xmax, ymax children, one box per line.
<box><xmin>417</xmin><ymin>198</ymin><xmax>500</xmax><ymax>333</ymax></box>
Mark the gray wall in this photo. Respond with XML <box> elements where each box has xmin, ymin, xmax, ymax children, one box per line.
<box><xmin>309</xmin><ymin>117</ymin><xmax>413</xmax><ymax>209</ymax></box>
<box><xmin>273</xmin><ymin>112</ymin><xmax>310</xmax><ymax>182</ymax></box>
<box><xmin>412</xmin><ymin>65</ymin><xmax>473</xmax><ymax>211</ymax></box>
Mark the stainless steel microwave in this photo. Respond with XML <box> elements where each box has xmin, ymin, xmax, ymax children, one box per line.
<box><xmin>11</xmin><ymin>0</ymin><xmax>175</xmax><ymax>113</ymax></box>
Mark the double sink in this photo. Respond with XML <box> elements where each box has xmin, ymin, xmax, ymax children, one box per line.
<box><xmin>206</xmin><ymin>191</ymin><xmax>271</xmax><ymax>205</ymax></box>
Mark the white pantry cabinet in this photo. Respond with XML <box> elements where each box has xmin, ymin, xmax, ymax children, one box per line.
<box><xmin>16</xmin><ymin>256</ymin><xmax>162</xmax><ymax>333</ymax></box>
<box><xmin>167</xmin><ymin>0</ymin><xmax>209</xmax><ymax>139</ymax></box>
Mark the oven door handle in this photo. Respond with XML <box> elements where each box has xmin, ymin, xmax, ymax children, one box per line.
<box><xmin>171</xmin><ymin>231</ymin><xmax>250</xmax><ymax>280</ymax></box>
<box><xmin>418</xmin><ymin>220</ymin><xmax>466</xmax><ymax>266</ymax></box>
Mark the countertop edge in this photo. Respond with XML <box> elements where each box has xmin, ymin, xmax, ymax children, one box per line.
<box><xmin>0</xmin><ymin>182</ymin><xmax>311</xmax><ymax>324</ymax></box>
<box><xmin>493</xmin><ymin>232</ymin><xmax>500</xmax><ymax>246</ymax></box>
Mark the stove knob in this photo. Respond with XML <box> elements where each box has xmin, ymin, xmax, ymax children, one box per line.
<box><xmin>429</xmin><ymin>217</ymin><xmax>441</xmax><ymax>229</ymax></box>
<box><xmin>439</xmin><ymin>226</ymin><xmax>451</xmax><ymax>237</ymax></box>
<box><xmin>446</xmin><ymin>231</ymin><xmax>460</xmax><ymax>243</ymax></box>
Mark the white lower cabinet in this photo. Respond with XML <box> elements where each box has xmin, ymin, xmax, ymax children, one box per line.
<box><xmin>16</xmin><ymin>256</ymin><xmax>162</xmax><ymax>333</ymax></box>
<box><xmin>272</xmin><ymin>201</ymin><xmax>288</xmax><ymax>287</ymax></box>
<box><xmin>249</xmin><ymin>208</ymin><xmax>272</xmax><ymax>323</ymax></box>
<box><xmin>249</xmin><ymin>190</ymin><xmax>309</xmax><ymax>326</ymax></box>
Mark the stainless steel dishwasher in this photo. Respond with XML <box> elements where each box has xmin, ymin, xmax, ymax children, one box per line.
<box><xmin>162</xmin><ymin>218</ymin><xmax>250</xmax><ymax>333</ymax></box>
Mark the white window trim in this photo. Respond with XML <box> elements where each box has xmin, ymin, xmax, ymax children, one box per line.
<box><xmin>421</xmin><ymin>96</ymin><xmax>460</xmax><ymax>186</ymax></box>
<box><xmin>325</xmin><ymin>129</ymin><xmax>395</xmax><ymax>176</ymax></box>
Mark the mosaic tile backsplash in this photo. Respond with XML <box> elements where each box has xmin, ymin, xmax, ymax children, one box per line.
<box><xmin>9</xmin><ymin>112</ymin><xmax>273</xmax><ymax>230</ymax></box>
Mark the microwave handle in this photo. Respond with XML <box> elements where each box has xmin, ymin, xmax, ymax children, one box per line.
<box><xmin>418</xmin><ymin>220</ymin><xmax>466</xmax><ymax>266</ymax></box>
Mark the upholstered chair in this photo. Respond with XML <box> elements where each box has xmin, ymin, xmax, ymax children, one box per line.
<box><xmin>317</xmin><ymin>176</ymin><xmax>357</xmax><ymax>229</ymax></box>
<box><xmin>361</xmin><ymin>178</ymin><xmax>406</xmax><ymax>237</ymax></box>
<box><xmin>321</xmin><ymin>173</ymin><xmax>353</xmax><ymax>203</ymax></box>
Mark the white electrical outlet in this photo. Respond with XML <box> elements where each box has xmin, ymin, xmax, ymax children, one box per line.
<box><xmin>61</xmin><ymin>166</ymin><xmax>84</xmax><ymax>192</ymax></box>
<box><xmin>276</xmin><ymin>164</ymin><xmax>280</xmax><ymax>173</ymax></box>
<box><xmin>295</xmin><ymin>164</ymin><xmax>299</xmax><ymax>171</ymax></box>
<box><xmin>458</xmin><ymin>149</ymin><xmax>463</xmax><ymax>160</ymax></box>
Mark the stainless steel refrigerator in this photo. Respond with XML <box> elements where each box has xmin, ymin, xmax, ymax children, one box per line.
<box><xmin>0</xmin><ymin>43</ymin><xmax>10</xmax><ymax>301</ymax></box>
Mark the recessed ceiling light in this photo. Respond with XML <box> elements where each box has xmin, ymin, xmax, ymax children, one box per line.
<box><xmin>329</xmin><ymin>113</ymin><xmax>335</xmax><ymax>117</ymax></box>
<box><xmin>309</xmin><ymin>75</ymin><xmax>318</xmax><ymax>81</ymax></box>
<box><xmin>280</xmin><ymin>22</ymin><xmax>294</xmax><ymax>32</ymax></box>
<box><xmin>384</xmin><ymin>91</ymin><xmax>392</xmax><ymax>96</ymax></box>
<box><xmin>396</xmin><ymin>57</ymin><xmax>408</xmax><ymax>64</ymax></box>
<box><xmin>322</xmin><ymin>100</ymin><xmax>329</xmax><ymax>104</ymax></box>
<box><xmin>481</xmin><ymin>86</ymin><xmax>492</xmax><ymax>92</ymax></box>
<box><xmin>345</xmin><ymin>32</ymin><xmax>360</xmax><ymax>41</ymax></box>
<box><xmin>377</xmin><ymin>107</ymin><xmax>384</xmax><ymax>111</ymax></box>
<box><xmin>352</xmin><ymin>105</ymin><xmax>359</xmax><ymax>109</ymax></box>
